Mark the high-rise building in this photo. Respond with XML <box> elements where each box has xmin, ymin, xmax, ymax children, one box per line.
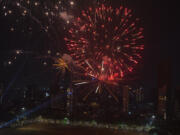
<box><xmin>0</xmin><ymin>83</ymin><xmax>4</xmax><ymax>104</ymax></box>
<box><xmin>66</xmin><ymin>87</ymin><xmax>73</xmax><ymax>117</ymax></box>
<box><xmin>157</xmin><ymin>59</ymin><xmax>172</xmax><ymax>119</ymax></box>
<box><xmin>50</xmin><ymin>68</ymin><xmax>71</xmax><ymax>118</ymax></box>
<box><xmin>135</xmin><ymin>86</ymin><xmax>144</xmax><ymax>103</ymax></box>
<box><xmin>122</xmin><ymin>85</ymin><xmax>129</xmax><ymax>113</ymax></box>
<box><xmin>24</xmin><ymin>84</ymin><xmax>45</xmax><ymax>111</ymax></box>
<box><xmin>174</xmin><ymin>87</ymin><xmax>180</xmax><ymax>119</ymax></box>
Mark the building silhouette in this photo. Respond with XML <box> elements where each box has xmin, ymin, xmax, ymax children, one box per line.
<box><xmin>157</xmin><ymin>59</ymin><xmax>172</xmax><ymax>120</ymax></box>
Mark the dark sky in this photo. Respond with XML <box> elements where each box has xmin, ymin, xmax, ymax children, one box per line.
<box><xmin>0</xmin><ymin>0</ymin><xmax>173</xmax><ymax>92</ymax></box>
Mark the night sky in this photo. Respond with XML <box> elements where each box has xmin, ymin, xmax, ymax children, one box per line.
<box><xmin>0</xmin><ymin>0</ymin><xmax>173</xmax><ymax>97</ymax></box>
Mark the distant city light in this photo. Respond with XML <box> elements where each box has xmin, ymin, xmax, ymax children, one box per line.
<box><xmin>43</xmin><ymin>62</ymin><xmax>47</xmax><ymax>66</ymax></box>
<box><xmin>70</xmin><ymin>1</ymin><xmax>74</xmax><ymax>6</ymax></box>
<box><xmin>27</xmin><ymin>0</ymin><xmax>30</xmax><ymax>4</ymax></box>
<box><xmin>16</xmin><ymin>2</ymin><xmax>20</xmax><ymax>7</ymax></box>
<box><xmin>8</xmin><ymin>61</ymin><xmax>12</xmax><ymax>65</ymax></box>
<box><xmin>45</xmin><ymin>12</ymin><xmax>49</xmax><ymax>16</ymax></box>
<box><xmin>152</xmin><ymin>115</ymin><xmax>155</xmax><ymax>119</ymax></box>
<box><xmin>47</xmin><ymin>50</ymin><xmax>51</xmax><ymax>54</ymax></box>
<box><xmin>16</xmin><ymin>50</ymin><xmax>21</xmax><ymax>54</ymax></box>
<box><xmin>34</xmin><ymin>2</ymin><xmax>38</xmax><ymax>6</ymax></box>
<box><xmin>66</xmin><ymin>20</ymin><xmax>70</xmax><ymax>24</ymax></box>
<box><xmin>108</xmin><ymin>95</ymin><xmax>112</xmax><ymax>98</ymax></box>
<box><xmin>10</xmin><ymin>27</ymin><xmax>14</xmax><ymax>31</ymax></box>
<box><xmin>45</xmin><ymin>92</ymin><xmax>50</xmax><ymax>97</ymax></box>
<box><xmin>68</xmin><ymin>92</ymin><xmax>72</xmax><ymax>95</ymax></box>
<box><xmin>8</xmin><ymin>10</ymin><xmax>12</xmax><ymax>14</ymax></box>
<box><xmin>23</xmin><ymin>10</ymin><xmax>27</xmax><ymax>14</ymax></box>
<box><xmin>56</xmin><ymin>52</ymin><xmax>60</xmax><ymax>56</ymax></box>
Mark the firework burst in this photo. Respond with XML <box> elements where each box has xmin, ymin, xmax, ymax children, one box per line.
<box><xmin>65</xmin><ymin>4</ymin><xmax>144</xmax><ymax>81</ymax></box>
<box><xmin>64</xmin><ymin>4</ymin><xmax>144</xmax><ymax>101</ymax></box>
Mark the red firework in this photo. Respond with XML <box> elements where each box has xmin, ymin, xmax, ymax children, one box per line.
<box><xmin>65</xmin><ymin>4</ymin><xmax>144</xmax><ymax>82</ymax></box>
